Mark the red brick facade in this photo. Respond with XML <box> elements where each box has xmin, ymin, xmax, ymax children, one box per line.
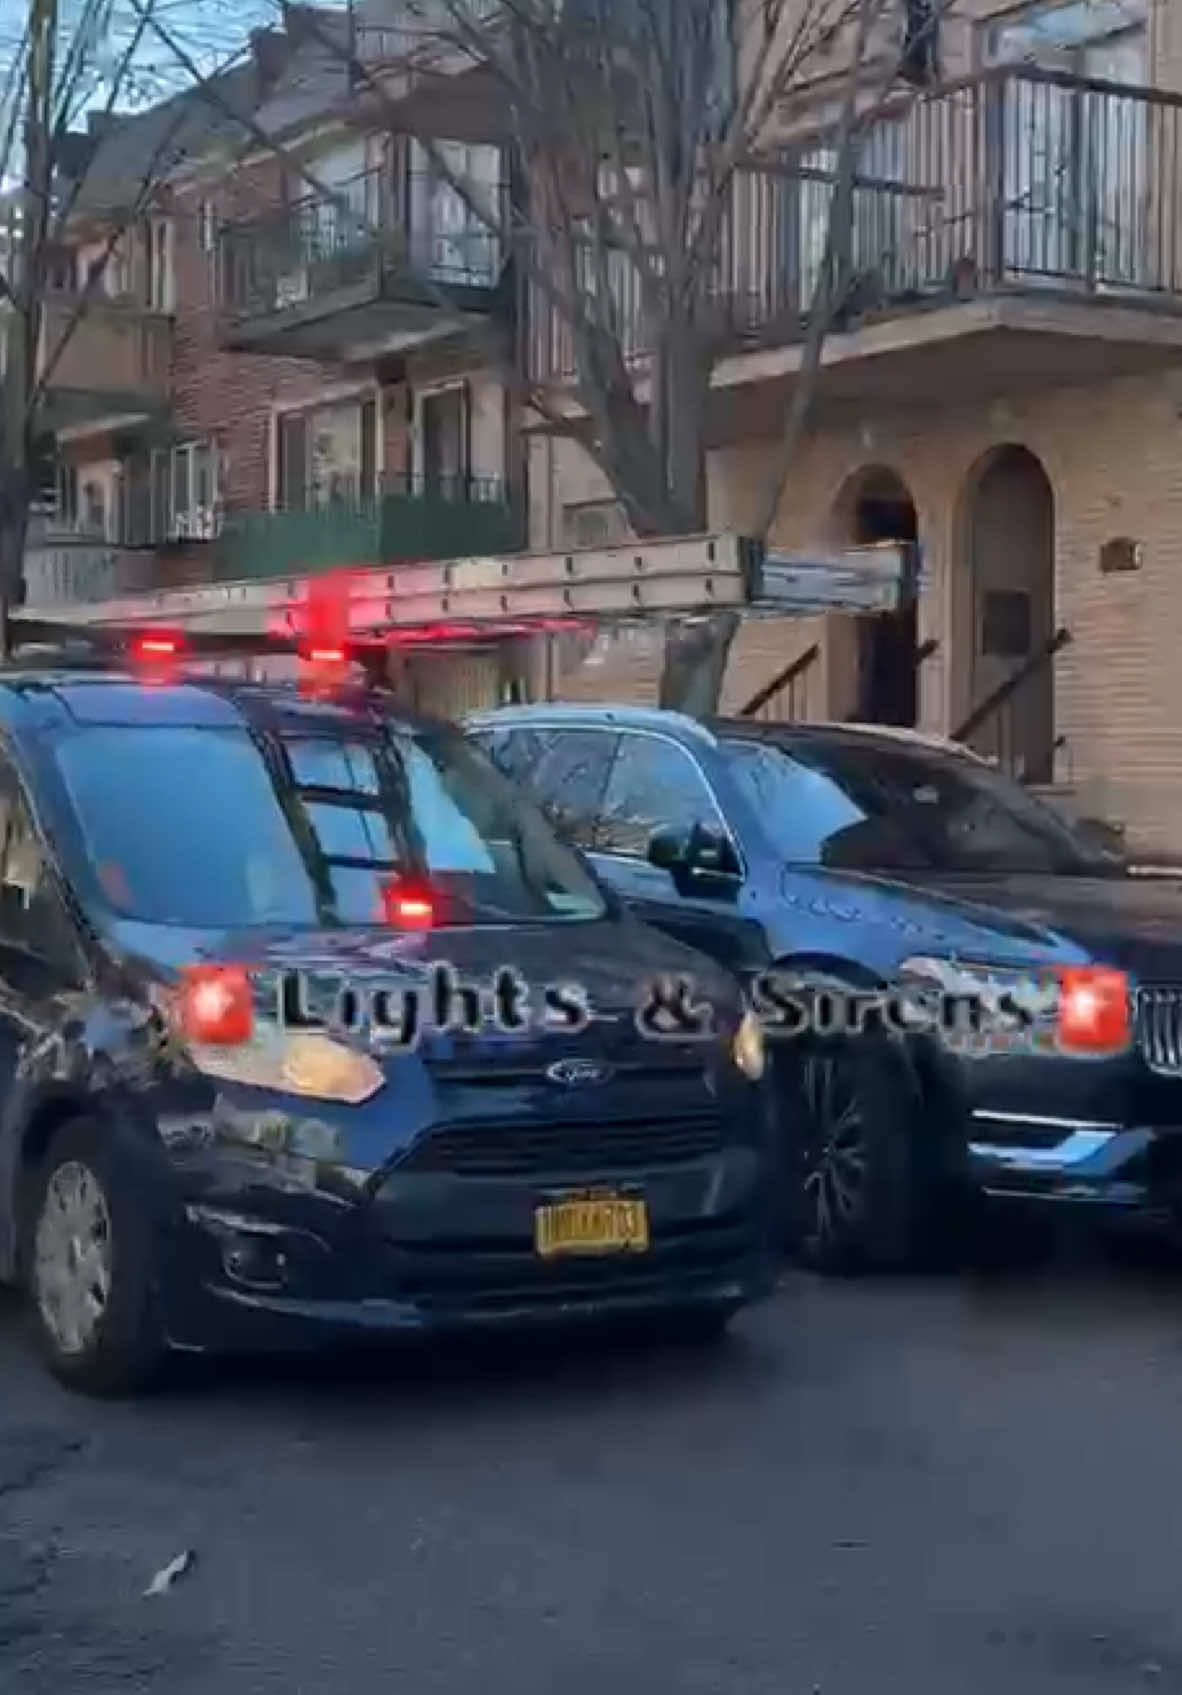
<box><xmin>168</xmin><ymin>159</ymin><xmax>357</xmax><ymax>513</ymax></box>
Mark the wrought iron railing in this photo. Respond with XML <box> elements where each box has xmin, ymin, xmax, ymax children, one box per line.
<box><xmin>219</xmin><ymin>161</ymin><xmax>509</xmax><ymax>322</ymax></box>
<box><xmin>951</xmin><ymin>625</ymin><xmax>1072</xmax><ymax>784</ymax></box>
<box><xmin>526</xmin><ymin>65</ymin><xmax>1182</xmax><ymax>383</ymax></box>
<box><xmin>738</xmin><ymin>642</ymin><xmax>821</xmax><ymax>722</ymax></box>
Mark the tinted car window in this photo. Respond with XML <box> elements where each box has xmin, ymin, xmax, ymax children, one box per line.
<box><xmin>530</xmin><ymin>729</ymin><xmax>618</xmax><ymax>850</ymax></box>
<box><xmin>477</xmin><ymin>726</ymin><xmax>550</xmax><ymax>786</ymax></box>
<box><xmin>598</xmin><ymin>733</ymin><xmax>727</xmax><ymax>858</ymax></box>
<box><xmin>723</xmin><ymin>735</ymin><xmax>1121</xmax><ymax>876</ymax></box>
<box><xmin>52</xmin><ymin>723</ymin><xmax>607</xmax><ymax>929</ymax></box>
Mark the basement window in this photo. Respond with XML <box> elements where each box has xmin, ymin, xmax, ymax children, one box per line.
<box><xmin>563</xmin><ymin>501</ymin><xmax>629</xmax><ymax>549</ymax></box>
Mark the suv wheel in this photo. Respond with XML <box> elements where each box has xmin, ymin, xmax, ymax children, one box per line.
<box><xmin>788</xmin><ymin>1039</ymin><xmax>924</xmax><ymax>1275</ymax></box>
<box><xmin>25</xmin><ymin>1120</ymin><xmax>165</xmax><ymax>1396</ymax></box>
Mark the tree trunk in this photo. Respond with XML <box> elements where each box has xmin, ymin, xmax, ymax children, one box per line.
<box><xmin>658</xmin><ymin>608</ymin><xmax>740</xmax><ymax>716</ymax></box>
<box><xmin>650</xmin><ymin>329</ymin><xmax>736</xmax><ymax>716</ymax></box>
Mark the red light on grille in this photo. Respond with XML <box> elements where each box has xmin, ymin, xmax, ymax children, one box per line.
<box><xmin>395</xmin><ymin>896</ymin><xmax>434</xmax><ymax>926</ymax></box>
<box><xmin>305</xmin><ymin>645</ymin><xmax>346</xmax><ymax>665</ymax></box>
<box><xmin>379</xmin><ymin>879</ymin><xmax>435</xmax><ymax>929</ymax></box>
<box><xmin>178</xmin><ymin>965</ymin><xmax>253</xmax><ymax>1045</ymax></box>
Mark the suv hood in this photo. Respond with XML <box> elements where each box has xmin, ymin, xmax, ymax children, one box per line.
<box><xmin>864</xmin><ymin>869</ymin><xmax>1182</xmax><ymax>977</ymax></box>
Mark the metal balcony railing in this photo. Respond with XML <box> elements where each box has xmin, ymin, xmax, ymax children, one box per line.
<box><xmin>218</xmin><ymin>162</ymin><xmax>509</xmax><ymax>323</ymax></box>
<box><xmin>525</xmin><ymin>65</ymin><xmax>1182</xmax><ymax>383</ymax></box>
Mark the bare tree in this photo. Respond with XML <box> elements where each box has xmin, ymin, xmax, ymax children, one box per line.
<box><xmin>320</xmin><ymin>0</ymin><xmax>947</xmax><ymax>710</ymax></box>
<box><xmin>0</xmin><ymin>0</ymin><xmax>246</xmax><ymax>654</ymax></box>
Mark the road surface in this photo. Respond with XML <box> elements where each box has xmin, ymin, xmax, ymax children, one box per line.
<box><xmin>4</xmin><ymin>1245</ymin><xmax>1182</xmax><ymax>1694</ymax></box>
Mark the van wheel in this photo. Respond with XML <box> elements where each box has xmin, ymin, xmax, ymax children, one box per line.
<box><xmin>787</xmin><ymin>1039</ymin><xmax>925</xmax><ymax>1275</ymax></box>
<box><xmin>24</xmin><ymin>1119</ymin><xmax>165</xmax><ymax>1396</ymax></box>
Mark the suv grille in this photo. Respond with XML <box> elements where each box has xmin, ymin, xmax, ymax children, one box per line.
<box><xmin>1135</xmin><ymin>986</ymin><xmax>1182</xmax><ymax>1074</ymax></box>
<box><xmin>397</xmin><ymin>1114</ymin><xmax>724</xmax><ymax>1178</ymax></box>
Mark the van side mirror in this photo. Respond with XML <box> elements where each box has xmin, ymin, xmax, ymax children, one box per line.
<box><xmin>647</xmin><ymin>826</ymin><xmax>688</xmax><ymax>871</ymax></box>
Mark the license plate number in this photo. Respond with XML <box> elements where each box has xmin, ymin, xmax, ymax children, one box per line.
<box><xmin>534</xmin><ymin>1193</ymin><xmax>650</xmax><ymax>1258</ymax></box>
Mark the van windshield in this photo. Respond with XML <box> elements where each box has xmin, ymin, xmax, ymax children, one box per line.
<box><xmin>53</xmin><ymin>722</ymin><xmax>608</xmax><ymax>929</ymax></box>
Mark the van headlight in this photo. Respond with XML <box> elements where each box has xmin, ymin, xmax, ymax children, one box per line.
<box><xmin>732</xmin><ymin>1009</ymin><xmax>767</xmax><ymax>1080</ymax></box>
<box><xmin>188</xmin><ymin>1023</ymin><xmax>385</xmax><ymax>1105</ymax></box>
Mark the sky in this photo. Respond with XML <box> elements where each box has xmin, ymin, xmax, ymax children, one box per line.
<box><xmin>0</xmin><ymin>0</ymin><xmax>277</xmax><ymax>186</ymax></box>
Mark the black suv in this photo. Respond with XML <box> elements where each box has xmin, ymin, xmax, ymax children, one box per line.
<box><xmin>0</xmin><ymin>663</ymin><xmax>775</xmax><ymax>1394</ymax></box>
<box><xmin>468</xmin><ymin>705</ymin><xmax>1182</xmax><ymax>1270</ymax></box>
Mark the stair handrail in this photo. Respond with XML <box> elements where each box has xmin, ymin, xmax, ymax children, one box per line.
<box><xmin>951</xmin><ymin>626</ymin><xmax>1071</xmax><ymax>745</ymax></box>
<box><xmin>739</xmin><ymin>641</ymin><xmax>821</xmax><ymax>718</ymax></box>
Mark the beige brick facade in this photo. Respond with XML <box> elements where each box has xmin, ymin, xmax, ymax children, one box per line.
<box><xmin>531</xmin><ymin>0</ymin><xmax>1182</xmax><ymax>855</ymax></box>
<box><xmin>535</xmin><ymin>368</ymin><xmax>1182</xmax><ymax>856</ymax></box>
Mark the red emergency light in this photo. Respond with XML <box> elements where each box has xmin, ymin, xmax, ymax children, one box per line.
<box><xmin>135</xmin><ymin>634</ymin><xmax>182</xmax><ymax>658</ymax></box>
<box><xmin>379</xmin><ymin>878</ymin><xmax>436</xmax><ymax>930</ymax></box>
<box><xmin>130</xmin><ymin>629</ymin><xmax>187</xmax><ymax>681</ymax></box>
<box><xmin>178</xmin><ymin>964</ymin><xmax>254</xmax><ymax>1045</ymax></box>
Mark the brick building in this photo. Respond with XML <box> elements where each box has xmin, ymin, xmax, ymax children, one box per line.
<box><xmin>28</xmin><ymin>0</ymin><xmax>1182</xmax><ymax>851</ymax></box>
<box><xmin>35</xmin><ymin>7</ymin><xmax>523</xmax><ymax>712</ymax></box>
<box><xmin>529</xmin><ymin>0</ymin><xmax>1182</xmax><ymax>854</ymax></box>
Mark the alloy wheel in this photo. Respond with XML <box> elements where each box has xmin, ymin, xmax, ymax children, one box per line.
<box><xmin>33</xmin><ymin>1160</ymin><xmax>114</xmax><ymax>1356</ymax></box>
<box><xmin>801</xmin><ymin>1053</ymin><xmax>869</xmax><ymax>1246</ymax></box>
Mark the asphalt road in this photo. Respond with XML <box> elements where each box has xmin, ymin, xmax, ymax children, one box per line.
<box><xmin>5</xmin><ymin>1243</ymin><xmax>1182</xmax><ymax>1695</ymax></box>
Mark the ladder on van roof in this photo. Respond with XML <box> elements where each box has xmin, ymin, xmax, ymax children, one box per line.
<box><xmin>18</xmin><ymin>534</ymin><xmax>916</xmax><ymax>644</ymax></box>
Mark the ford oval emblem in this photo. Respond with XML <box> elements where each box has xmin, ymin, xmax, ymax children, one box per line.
<box><xmin>546</xmin><ymin>1058</ymin><xmax>614</xmax><ymax>1087</ymax></box>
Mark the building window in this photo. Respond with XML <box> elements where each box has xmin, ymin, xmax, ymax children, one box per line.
<box><xmin>148</xmin><ymin>440</ymin><xmax>220</xmax><ymax>539</ymax></box>
<box><xmin>198</xmin><ymin>200</ymin><xmax>215</xmax><ymax>254</ymax></box>
<box><xmin>275</xmin><ymin>395</ymin><xmax>379</xmax><ymax>511</ymax></box>
<box><xmin>562</xmin><ymin>500</ymin><xmax>628</xmax><ymax>549</ymax></box>
<box><xmin>900</xmin><ymin>0</ymin><xmax>939</xmax><ymax>85</ymax></box>
<box><xmin>81</xmin><ymin>478</ymin><xmax>107</xmax><ymax>538</ymax></box>
<box><xmin>146</xmin><ymin>218</ymin><xmax>174</xmax><ymax>310</ymax></box>
<box><xmin>56</xmin><ymin>463</ymin><xmax>78</xmax><ymax>527</ymax></box>
<box><xmin>417</xmin><ymin>385</ymin><xmax>469</xmax><ymax>497</ymax></box>
<box><xmin>980</xmin><ymin>0</ymin><xmax>1146</xmax><ymax>73</ymax></box>
<box><xmin>408</xmin><ymin>139</ymin><xmax>504</xmax><ymax>286</ymax></box>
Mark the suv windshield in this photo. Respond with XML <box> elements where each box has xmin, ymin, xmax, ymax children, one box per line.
<box><xmin>723</xmin><ymin>735</ymin><xmax>1124</xmax><ymax>877</ymax></box>
<box><xmin>52</xmin><ymin>722</ymin><xmax>607</xmax><ymax>929</ymax></box>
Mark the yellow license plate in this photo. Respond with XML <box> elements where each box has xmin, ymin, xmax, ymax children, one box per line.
<box><xmin>534</xmin><ymin>1194</ymin><xmax>650</xmax><ymax>1258</ymax></box>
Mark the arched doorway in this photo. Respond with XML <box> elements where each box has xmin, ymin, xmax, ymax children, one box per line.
<box><xmin>830</xmin><ymin>465</ymin><xmax>919</xmax><ymax>727</ymax></box>
<box><xmin>962</xmin><ymin>445</ymin><xmax>1055</xmax><ymax>783</ymax></box>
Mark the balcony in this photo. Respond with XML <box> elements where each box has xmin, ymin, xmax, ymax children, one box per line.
<box><xmin>525</xmin><ymin>67</ymin><xmax>1182</xmax><ymax>419</ymax></box>
<box><xmin>214</xmin><ymin>474</ymin><xmax>520</xmax><ymax>581</ymax></box>
<box><xmin>38</xmin><ymin>293</ymin><xmax>172</xmax><ymax>435</ymax></box>
<box><xmin>26</xmin><ymin>474</ymin><xmax>520</xmax><ymax>607</ymax></box>
<box><xmin>218</xmin><ymin>160</ymin><xmax>511</xmax><ymax>361</ymax></box>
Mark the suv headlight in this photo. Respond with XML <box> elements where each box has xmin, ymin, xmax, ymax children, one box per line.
<box><xmin>898</xmin><ymin>955</ymin><xmax>1061</xmax><ymax>1036</ymax></box>
<box><xmin>188</xmin><ymin>1023</ymin><xmax>384</xmax><ymax>1106</ymax></box>
<box><xmin>732</xmin><ymin>1009</ymin><xmax>767</xmax><ymax>1080</ymax></box>
<box><xmin>900</xmin><ymin>955</ymin><xmax>1048</xmax><ymax>997</ymax></box>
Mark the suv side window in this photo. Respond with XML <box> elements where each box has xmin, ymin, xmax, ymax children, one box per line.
<box><xmin>531</xmin><ymin>730</ymin><xmax>619</xmax><ymax>850</ymax></box>
<box><xmin>598</xmin><ymin>733</ymin><xmax>729</xmax><ymax>858</ymax></box>
<box><xmin>476</xmin><ymin>727</ymin><xmax>548</xmax><ymax>786</ymax></box>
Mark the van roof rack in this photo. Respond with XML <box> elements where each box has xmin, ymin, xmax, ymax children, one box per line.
<box><xmin>3</xmin><ymin>617</ymin><xmax>395</xmax><ymax>686</ymax></box>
